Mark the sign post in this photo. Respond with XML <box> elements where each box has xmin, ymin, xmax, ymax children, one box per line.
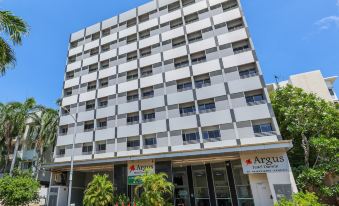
<box><xmin>127</xmin><ymin>160</ymin><xmax>155</xmax><ymax>185</ymax></box>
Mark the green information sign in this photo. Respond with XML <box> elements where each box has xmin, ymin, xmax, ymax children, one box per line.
<box><xmin>128</xmin><ymin>176</ymin><xmax>142</xmax><ymax>185</ymax></box>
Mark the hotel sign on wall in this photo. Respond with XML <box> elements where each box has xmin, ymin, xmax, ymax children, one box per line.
<box><xmin>127</xmin><ymin>160</ymin><xmax>155</xmax><ymax>185</ymax></box>
<box><xmin>240</xmin><ymin>152</ymin><xmax>290</xmax><ymax>174</ymax></box>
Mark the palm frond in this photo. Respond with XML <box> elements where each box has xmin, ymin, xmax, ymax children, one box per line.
<box><xmin>0</xmin><ymin>37</ymin><xmax>15</xmax><ymax>75</ymax></box>
<box><xmin>0</xmin><ymin>10</ymin><xmax>29</xmax><ymax>45</ymax></box>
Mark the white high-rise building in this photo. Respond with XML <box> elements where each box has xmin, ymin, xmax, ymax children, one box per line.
<box><xmin>47</xmin><ymin>0</ymin><xmax>297</xmax><ymax>205</ymax></box>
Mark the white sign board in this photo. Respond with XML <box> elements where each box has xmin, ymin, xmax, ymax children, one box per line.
<box><xmin>127</xmin><ymin>160</ymin><xmax>155</xmax><ymax>185</ymax></box>
<box><xmin>240</xmin><ymin>151</ymin><xmax>290</xmax><ymax>174</ymax></box>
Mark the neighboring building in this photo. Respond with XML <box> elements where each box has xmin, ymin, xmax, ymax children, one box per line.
<box><xmin>47</xmin><ymin>0</ymin><xmax>297</xmax><ymax>205</ymax></box>
<box><xmin>267</xmin><ymin>70</ymin><xmax>338</xmax><ymax>103</ymax></box>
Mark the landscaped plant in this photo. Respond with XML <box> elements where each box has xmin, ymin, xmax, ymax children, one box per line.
<box><xmin>134</xmin><ymin>170</ymin><xmax>174</xmax><ymax>206</ymax></box>
<box><xmin>83</xmin><ymin>174</ymin><xmax>114</xmax><ymax>206</ymax></box>
<box><xmin>0</xmin><ymin>173</ymin><xmax>40</xmax><ymax>206</ymax></box>
<box><xmin>112</xmin><ymin>194</ymin><xmax>130</xmax><ymax>206</ymax></box>
<box><xmin>274</xmin><ymin>192</ymin><xmax>324</xmax><ymax>206</ymax></box>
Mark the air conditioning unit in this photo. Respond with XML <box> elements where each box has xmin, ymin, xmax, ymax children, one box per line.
<box><xmin>47</xmin><ymin>186</ymin><xmax>68</xmax><ymax>206</ymax></box>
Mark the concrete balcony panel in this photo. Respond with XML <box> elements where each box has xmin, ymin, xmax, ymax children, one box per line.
<box><xmin>217</xmin><ymin>28</ymin><xmax>248</xmax><ymax>46</ymax></box>
<box><xmin>74</xmin><ymin>154</ymin><xmax>92</xmax><ymax>161</ymax></box>
<box><xmin>99</xmin><ymin>66</ymin><xmax>116</xmax><ymax>79</ymax></box>
<box><xmin>196</xmin><ymin>83</ymin><xmax>226</xmax><ymax>100</ymax></box>
<box><xmin>100</xmin><ymin>49</ymin><xmax>117</xmax><ymax>61</ymax></box>
<box><xmin>81</xmin><ymin>72</ymin><xmax>97</xmax><ymax>84</ymax></box>
<box><xmin>85</xmin><ymin>23</ymin><xmax>100</xmax><ymax>36</ymax></box>
<box><xmin>186</xmin><ymin>18</ymin><xmax>211</xmax><ymax>34</ymax></box>
<box><xmin>77</xmin><ymin>110</ymin><xmax>95</xmax><ymax>122</ymax></box>
<box><xmin>165</xmin><ymin>66</ymin><xmax>190</xmax><ymax>82</ymax></box>
<box><xmin>140</xmin><ymin>53</ymin><xmax>161</xmax><ymax>67</ymax></box>
<box><xmin>66</xmin><ymin>61</ymin><xmax>81</xmax><ymax>72</ymax></box>
<box><xmin>117</xmin><ymin>150</ymin><xmax>140</xmax><ymax>157</ymax></box>
<box><xmin>140</xmin><ymin>73</ymin><xmax>163</xmax><ymax>88</ymax></box>
<box><xmin>139</xmin><ymin>34</ymin><xmax>160</xmax><ymax>49</ymax></box>
<box><xmin>169</xmin><ymin>115</ymin><xmax>197</xmax><ymax>131</ymax></box>
<box><xmin>189</xmin><ymin>37</ymin><xmax>216</xmax><ymax>54</ymax></box>
<box><xmin>102</xmin><ymin>16</ymin><xmax>118</xmax><ymax>29</ymax></box>
<box><xmin>161</xmin><ymin>27</ymin><xmax>185</xmax><ymax>42</ymax></box>
<box><xmin>119</xmin><ymin>8</ymin><xmax>136</xmax><ymax>22</ymax></box>
<box><xmin>172</xmin><ymin>144</ymin><xmax>201</xmax><ymax>152</ymax></box>
<box><xmin>143</xmin><ymin>147</ymin><xmax>168</xmax><ymax>155</ymax></box>
<box><xmin>192</xmin><ymin>59</ymin><xmax>221</xmax><ymax>76</ymax></box>
<box><xmin>75</xmin><ymin>131</ymin><xmax>93</xmax><ymax>144</ymax></box>
<box><xmin>222</xmin><ymin>51</ymin><xmax>255</xmax><ymax>72</ymax></box>
<box><xmin>79</xmin><ymin>90</ymin><xmax>96</xmax><ymax>102</ymax></box>
<box><xmin>209</xmin><ymin>0</ymin><xmax>226</xmax><ymax>6</ymax></box>
<box><xmin>95</xmin><ymin>128</ymin><xmax>115</xmax><ymax>141</ymax></box>
<box><xmin>167</xmin><ymin>90</ymin><xmax>194</xmax><ymax>105</ymax></box>
<box><xmin>119</xmin><ymin>59</ymin><xmax>138</xmax><ymax>73</ymax></box>
<box><xmin>228</xmin><ymin>75</ymin><xmax>262</xmax><ymax>94</ymax></box>
<box><xmin>60</xmin><ymin>115</ymin><xmax>76</xmax><ymax>125</ymax></box>
<box><xmin>141</xmin><ymin>95</ymin><xmax>165</xmax><ymax>110</ymax></box>
<box><xmin>213</xmin><ymin>8</ymin><xmax>241</xmax><ymax>25</ymax></box>
<box><xmin>101</xmin><ymin>33</ymin><xmax>118</xmax><ymax>45</ymax></box>
<box><xmin>204</xmin><ymin>139</ymin><xmax>237</xmax><ymax>149</ymax></box>
<box><xmin>69</xmin><ymin>45</ymin><xmax>83</xmax><ymax>56</ymax></box>
<box><xmin>62</xmin><ymin>95</ymin><xmax>78</xmax><ymax>106</ymax></box>
<box><xmin>118</xmin><ymin>101</ymin><xmax>139</xmax><ymax>114</ymax></box>
<box><xmin>56</xmin><ymin>134</ymin><xmax>73</xmax><ymax>146</ymax></box>
<box><xmin>160</xmin><ymin>9</ymin><xmax>181</xmax><ymax>24</ymax></box>
<box><xmin>84</xmin><ymin>39</ymin><xmax>100</xmax><ymax>51</ymax></box>
<box><xmin>234</xmin><ymin>104</ymin><xmax>271</xmax><ymax>122</ymax></box>
<box><xmin>117</xmin><ymin>124</ymin><xmax>139</xmax><ymax>138</ymax></box>
<box><xmin>119</xmin><ymin>42</ymin><xmax>137</xmax><ymax>55</ymax></box>
<box><xmin>71</xmin><ymin>29</ymin><xmax>84</xmax><ymax>42</ymax></box>
<box><xmin>183</xmin><ymin>0</ymin><xmax>208</xmax><ymax>16</ymax></box>
<box><xmin>240</xmin><ymin>136</ymin><xmax>278</xmax><ymax>145</ymax></box>
<box><xmin>82</xmin><ymin>55</ymin><xmax>99</xmax><ymax>67</ymax></box>
<box><xmin>94</xmin><ymin>152</ymin><xmax>115</xmax><ymax>159</ymax></box>
<box><xmin>142</xmin><ymin>120</ymin><xmax>167</xmax><ymax>135</ymax></box>
<box><xmin>64</xmin><ymin>77</ymin><xmax>80</xmax><ymax>88</ymax></box>
<box><xmin>118</xmin><ymin>79</ymin><xmax>138</xmax><ymax>93</ymax></box>
<box><xmin>163</xmin><ymin>45</ymin><xmax>187</xmax><ymax>61</ymax></box>
<box><xmin>158</xmin><ymin>0</ymin><xmax>177</xmax><ymax>7</ymax></box>
<box><xmin>96</xmin><ymin>106</ymin><xmax>115</xmax><ymax>119</ymax></box>
<box><xmin>119</xmin><ymin>25</ymin><xmax>137</xmax><ymax>38</ymax></box>
<box><xmin>200</xmin><ymin>110</ymin><xmax>232</xmax><ymax>127</ymax></box>
<box><xmin>139</xmin><ymin>18</ymin><xmax>158</xmax><ymax>31</ymax></box>
<box><xmin>138</xmin><ymin>0</ymin><xmax>157</xmax><ymax>15</ymax></box>
<box><xmin>97</xmin><ymin>85</ymin><xmax>116</xmax><ymax>98</ymax></box>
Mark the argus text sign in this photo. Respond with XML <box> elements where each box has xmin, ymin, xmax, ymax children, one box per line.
<box><xmin>127</xmin><ymin>160</ymin><xmax>155</xmax><ymax>185</ymax></box>
<box><xmin>240</xmin><ymin>152</ymin><xmax>289</xmax><ymax>174</ymax></box>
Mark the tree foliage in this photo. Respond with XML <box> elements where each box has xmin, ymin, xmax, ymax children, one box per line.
<box><xmin>0</xmin><ymin>10</ymin><xmax>29</xmax><ymax>75</ymax></box>
<box><xmin>134</xmin><ymin>170</ymin><xmax>174</xmax><ymax>206</ymax></box>
<box><xmin>83</xmin><ymin>174</ymin><xmax>114</xmax><ymax>206</ymax></box>
<box><xmin>0</xmin><ymin>173</ymin><xmax>39</xmax><ymax>206</ymax></box>
<box><xmin>274</xmin><ymin>192</ymin><xmax>324</xmax><ymax>206</ymax></box>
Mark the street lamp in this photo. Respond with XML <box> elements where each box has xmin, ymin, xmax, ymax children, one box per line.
<box><xmin>60</xmin><ymin>105</ymin><xmax>77</xmax><ymax>206</ymax></box>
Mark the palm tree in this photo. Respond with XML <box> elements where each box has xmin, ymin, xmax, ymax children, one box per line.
<box><xmin>28</xmin><ymin>108</ymin><xmax>59</xmax><ymax>178</ymax></box>
<box><xmin>83</xmin><ymin>174</ymin><xmax>114</xmax><ymax>206</ymax></box>
<box><xmin>134</xmin><ymin>171</ymin><xmax>174</xmax><ymax>206</ymax></box>
<box><xmin>0</xmin><ymin>10</ymin><xmax>29</xmax><ymax>75</ymax></box>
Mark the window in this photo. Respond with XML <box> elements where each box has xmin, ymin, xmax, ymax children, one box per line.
<box><xmin>239</xmin><ymin>68</ymin><xmax>257</xmax><ymax>79</ymax></box>
<box><xmin>187</xmin><ymin>31</ymin><xmax>202</xmax><ymax>43</ymax></box>
<box><xmin>182</xmin><ymin>0</ymin><xmax>195</xmax><ymax>7</ymax></box>
<box><xmin>98</xmin><ymin>97</ymin><xmax>108</xmax><ymax>108</ymax></box>
<box><xmin>142</xmin><ymin>87</ymin><xmax>154</xmax><ymax>99</ymax></box>
<box><xmin>140</xmin><ymin>47</ymin><xmax>152</xmax><ymax>57</ymax></box>
<box><xmin>253</xmin><ymin>123</ymin><xmax>273</xmax><ymax>133</ymax></box>
<box><xmin>127</xmin><ymin>34</ymin><xmax>137</xmax><ymax>44</ymax></box>
<box><xmin>86</xmin><ymin>100</ymin><xmax>95</xmax><ymax>111</ymax></box>
<box><xmin>227</xmin><ymin>18</ymin><xmax>244</xmax><ymax>31</ymax></box>
<box><xmin>168</xmin><ymin>1</ymin><xmax>180</xmax><ymax>12</ymax></box>
<box><xmin>144</xmin><ymin>136</ymin><xmax>157</xmax><ymax>148</ymax></box>
<box><xmin>58</xmin><ymin>148</ymin><xmax>65</xmax><ymax>156</ymax></box>
<box><xmin>245</xmin><ymin>94</ymin><xmax>264</xmax><ymax>104</ymax></box>
<box><xmin>68</xmin><ymin>55</ymin><xmax>76</xmax><ymax>63</ymax></box>
<box><xmin>143</xmin><ymin>110</ymin><xmax>155</xmax><ymax>122</ymax></box>
<box><xmin>88</xmin><ymin>64</ymin><xmax>98</xmax><ymax>73</ymax></box>
<box><xmin>127</xmin><ymin>139</ymin><xmax>140</xmax><ymax>150</ymax></box>
<box><xmin>222</xmin><ymin>0</ymin><xmax>238</xmax><ymax>11</ymax></box>
<box><xmin>179</xmin><ymin>103</ymin><xmax>196</xmax><ymax>116</ymax></box>
<box><xmin>102</xmin><ymin>28</ymin><xmax>111</xmax><ymax>37</ymax></box>
<box><xmin>101</xmin><ymin>60</ymin><xmax>109</xmax><ymax>69</ymax></box>
<box><xmin>211</xmin><ymin>163</ymin><xmax>232</xmax><ymax>205</ymax></box>
<box><xmin>139</xmin><ymin>13</ymin><xmax>149</xmax><ymax>23</ymax></box>
<box><xmin>60</xmin><ymin>126</ymin><xmax>68</xmax><ymax>135</ymax></box>
<box><xmin>61</xmin><ymin>106</ymin><xmax>70</xmax><ymax>115</ymax></box>
<box><xmin>141</xmin><ymin>66</ymin><xmax>153</xmax><ymax>77</ymax></box>
<box><xmin>329</xmin><ymin>88</ymin><xmax>335</xmax><ymax>96</ymax></box>
<box><xmin>139</xmin><ymin>29</ymin><xmax>150</xmax><ymax>39</ymax></box>
<box><xmin>91</xmin><ymin>32</ymin><xmax>100</xmax><ymax>41</ymax></box>
<box><xmin>127</xmin><ymin>90</ymin><xmax>139</xmax><ymax>102</ymax></box>
<box><xmin>127</xmin><ymin>18</ymin><xmax>137</xmax><ymax>28</ymax></box>
<box><xmin>182</xmin><ymin>131</ymin><xmax>199</xmax><ymax>143</ymax></box>
<box><xmin>82</xmin><ymin>144</ymin><xmax>93</xmax><ymax>154</ymax></box>
<box><xmin>202</xmin><ymin>129</ymin><xmax>221</xmax><ymax>141</ymax></box>
<box><xmin>70</xmin><ymin>41</ymin><xmax>78</xmax><ymax>49</ymax></box>
<box><xmin>170</xmin><ymin>18</ymin><xmax>183</xmax><ymax>29</ymax></box>
<box><xmin>89</xmin><ymin>47</ymin><xmax>99</xmax><ymax>56</ymax></box>
<box><xmin>232</xmin><ymin>160</ymin><xmax>254</xmax><ymax>205</ymax></box>
<box><xmin>191</xmin><ymin>51</ymin><xmax>206</xmax><ymax>64</ymax></box>
<box><xmin>99</xmin><ymin>78</ymin><xmax>109</xmax><ymax>88</ymax></box>
<box><xmin>195</xmin><ymin>75</ymin><xmax>211</xmax><ymax>88</ymax></box>
<box><xmin>172</xmin><ymin>36</ymin><xmax>186</xmax><ymax>47</ymax></box>
<box><xmin>97</xmin><ymin>118</ymin><xmax>107</xmax><ymax>129</ymax></box>
<box><xmin>64</xmin><ymin>88</ymin><xmax>72</xmax><ymax>97</ymax></box>
<box><xmin>126</xmin><ymin>70</ymin><xmax>138</xmax><ymax>81</ymax></box>
<box><xmin>66</xmin><ymin>71</ymin><xmax>74</xmax><ymax>80</ymax></box>
<box><xmin>127</xmin><ymin>51</ymin><xmax>138</xmax><ymax>61</ymax></box>
<box><xmin>87</xmin><ymin>81</ymin><xmax>96</xmax><ymax>91</ymax></box>
<box><xmin>84</xmin><ymin>121</ymin><xmax>94</xmax><ymax>131</ymax></box>
<box><xmin>232</xmin><ymin>40</ymin><xmax>250</xmax><ymax>54</ymax></box>
<box><xmin>177</xmin><ymin>79</ymin><xmax>192</xmax><ymax>92</ymax></box>
<box><xmin>174</xmin><ymin>56</ymin><xmax>189</xmax><ymax>68</ymax></box>
<box><xmin>184</xmin><ymin>13</ymin><xmax>199</xmax><ymax>24</ymax></box>
<box><xmin>198</xmin><ymin>100</ymin><xmax>216</xmax><ymax>113</ymax></box>
<box><xmin>97</xmin><ymin>142</ymin><xmax>106</xmax><ymax>153</ymax></box>
<box><xmin>127</xmin><ymin>113</ymin><xmax>139</xmax><ymax>124</ymax></box>
<box><xmin>101</xmin><ymin>43</ymin><xmax>111</xmax><ymax>52</ymax></box>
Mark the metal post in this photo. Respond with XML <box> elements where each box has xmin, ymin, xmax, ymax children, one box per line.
<box><xmin>60</xmin><ymin>106</ymin><xmax>77</xmax><ymax>206</ymax></box>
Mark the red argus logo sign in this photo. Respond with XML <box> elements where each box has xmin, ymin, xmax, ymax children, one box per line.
<box><xmin>245</xmin><ymin>159</ymin><xmax>253</xmax><ymax>165</ymax></box>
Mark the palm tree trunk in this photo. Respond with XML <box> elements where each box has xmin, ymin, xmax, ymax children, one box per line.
<box><xmin>9</xmin><ymin>136</ymin><xmax>20</xmax><ymax>176</ymax></box>
<box><xmin>301</xmin><ymin>133</ymin><xmax>310</xmax><ymax>168</ymax></box>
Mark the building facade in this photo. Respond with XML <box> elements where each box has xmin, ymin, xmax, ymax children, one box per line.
<box><xmin>267</xmin><ymin>70</ymin><xmax>338</xmax><ymax>104</ymax></box>
<box><xmin>48</xmin><ymin>0</ymin><xmax>297</xmax><ymax>205</ymax></box>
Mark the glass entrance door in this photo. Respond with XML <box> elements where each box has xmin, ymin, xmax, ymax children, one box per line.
<box><xmin>211</xmin><ymin>163</ymin><xmax>232</xmax><ymax>206</ymax></box>
<box><xmin>173</xmin><ymin>167</ymin><xmax>190</xmax><ymax>206</ymax></box>
<box><xmin>192</xmin><ymin>165</ymin><xmax>210</xmax><ymax>206</ymax></box>
<box><xmin>232</xmin><ymin>160</ymin><xmax>254</xmax><ymax>206</ymax></box>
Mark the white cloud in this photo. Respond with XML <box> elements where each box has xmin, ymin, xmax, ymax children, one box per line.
<box><xmin>315</xmin><ymin>16</ymin><xmax>339</xmax><ymax>30</ymax></box>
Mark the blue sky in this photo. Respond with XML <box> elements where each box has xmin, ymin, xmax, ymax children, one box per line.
<box><xmin>0</xmin><ymin>0</ymin><xmax>338</xmax><ymax>108</ymax></box>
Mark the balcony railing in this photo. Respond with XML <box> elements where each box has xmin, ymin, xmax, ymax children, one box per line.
<box><xmin>254</xmin><ymin>131</ymin><xmax>278</xmax><ymax>137</ymax></box>
<box><xmin>246</xmin><ymin>100</ymin><xmax>267</xmax><ymax>106</ymax></box>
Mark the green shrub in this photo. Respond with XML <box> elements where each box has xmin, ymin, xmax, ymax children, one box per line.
<box><xmin>274</xmin><ymin>192</ymin><xmax>325</xmax><ymax>206</ymax></box>
<box><xmin>83</xmin><ymin>174</ymin><xmax>114</xmax><ymax>206</ymax></box>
